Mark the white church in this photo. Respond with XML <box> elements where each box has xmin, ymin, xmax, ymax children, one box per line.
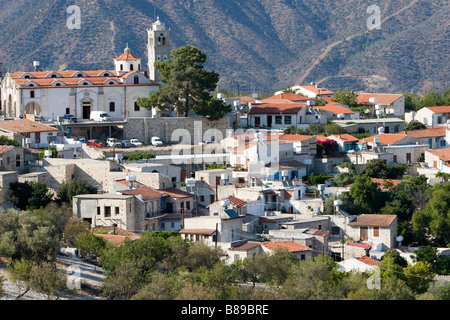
<box><xmin>0</xmin><ymin>17</ymin><xmax>172</xmax><ymax>122</ymax></box>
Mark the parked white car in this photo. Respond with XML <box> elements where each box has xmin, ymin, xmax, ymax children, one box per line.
<box><xmin>107</xmin><ymin>138</ymin><xmax>122</xmax><ymax>148</ymax></box>
<box><xmin>151</xmin><ymin>136</ymin><xmax>163</xmax><ymax>146</ymax></box>
<box><xmin>130</xmin><ymin>139</ymin><xmax>143</xmax><ymax>147</ymax></box>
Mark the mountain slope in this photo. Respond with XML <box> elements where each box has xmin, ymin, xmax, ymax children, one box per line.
<box><xmin>0</xmin><ymin>0</ymin><xmax>448</xmax><ymax>94</ymax></box>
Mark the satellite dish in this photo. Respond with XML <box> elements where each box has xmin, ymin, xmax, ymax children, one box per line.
<box><xmin>396</xmin><ymin>235</ymin><xmax>404</xmax><ymax>242</ymax></box>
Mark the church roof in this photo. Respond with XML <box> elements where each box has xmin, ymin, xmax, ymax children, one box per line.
<box><xmin>114</xmin><ymin>53</ymin><xmax>141</xmax><ymax>61</ymax></box>
<box><xmin>9</xmin><ymin>70</ymin><xmax>157</xmax><ymax>88</ymax></box>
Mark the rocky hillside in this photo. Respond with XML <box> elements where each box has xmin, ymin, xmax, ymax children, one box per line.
<box><xmin>0</xmin><ymin>0</ymin><xmax>448</xmax><ymax>94</ymax></box>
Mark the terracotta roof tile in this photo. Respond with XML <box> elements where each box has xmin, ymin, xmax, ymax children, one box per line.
<box><xmin>159</xmin><ymin>187</ymin><xmax>195</xmax><ymax>199</ymax></box>
<box><xmin>298</xmin><ymin>85</ymin><xmax>333</xmax><ymax>95</ymax></box>
<box><xmin>400</xmin><ymin>126</ymin><xmax>447</xmax><ymax>138</ymax></box>
<box><xmin>229</xmin><ymin>241</ymin><xmax>262</xmax><ymax>251</ymax></box>
<box><xmin>348</xmin><ymin>214</ymin><xmax>396</xmax><ymax>227</ymax></box>
<box><xmin>425</xmin><ymin>106</ymin><xmax>450</xmax><ymax>113</ymax></box>
<box><xmin>426</xmin><ymin>148</ymin><xmax>450</xmax><ymax>162</ymax></box>
<box><xmin>278</xmin><ymin>134</ymin><xmax>315</xmax><ymax>142</ymax></box>
<box><xmin>262</xmin><ymin>93</ymin><xmax>312</xmax><ymax>102</ymax></box>
<box><xmin>357</xmin><ymin>93</ymin><xmax>403</xmax><ymax>105</ymax></box>
<box><xmin>345</xmin><ymin>242</ymin><xmax>372</xmax><ymax>250</ymax></box>
<box><xmin>0</xmin><ymin>145</ymin><xmax>14</xmax><ymax>154</ymax></box>
<box><xmin>358</xmin><ymin>133</ymin><xmax>408</xmax><ymax>145</ymax></box>
<box><xmin>315</xmin><ymin>104</ymin><xmax>354</xmax><ymax>115</ymax></box>
<box><xmin>263</xmin><ymin>241</ymin><xmax>313</xmax><ymax>253</ymax></box>
<box><xmin>355</xmin><ymin>255</ymin><xmax>378</xmax><ymax>265</ymax></box>
<box><xmin>120</xmin><ymin>186</ymin><xmax>163</xmax><ymax>201</ymax></box>
<box><xmin>0</xmin><ymin>119</ymin><xmax>57</xmax><ymax>134</ymax></box>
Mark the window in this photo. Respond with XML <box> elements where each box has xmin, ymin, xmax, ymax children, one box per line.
<box><xmin>275</xmin><ymin>116</ymin><xmax>282</xmax><ymax>124</ymax></box>
<box><xmin>109</xmin><ymin>102</ymin><xmax>115</xmax><ymax>112</ymax></box>
<box><xmin>51</xmin><ymin>74</ymin><xmax>57</xmax><ymax>78</ymax></box>
<box><xmin>77</xmin><ymin>74</ymin><xmax>83</xmax><ymax>77</ymax></box>
<box><xmin>30</xmin><ymin>91</ymin><xmax>35</xmax><ymax>98</ymax></box>
<box><xmin>284</xmin><ymin>116</ymin><xmax>291</xmax><ymax>124</ymax></box>
<box><xmin>104</xmin><ymin>206</ymin><xmax>111</xmax><ymax>217</ymax></box>
<box><xmin>66</xmin><ymin>108</ymin><xmax>70</xmax><ymax>114</ymax></box>
<box><xmin>56</xmin><ymin>83</ymin><xmax>61</xmax><ymax>86</ymax></box>
<box><xmin>180</xmin><ymin>202</ymin><xmax>184</xmax><ymax>209</ymax></box>
<box><xmin>16</xmin><ymin>155</ymin><xmax>20</xmax><ymax>167</ymax></box>
<box><xmin>120</xmin><ymin>64</ymin><xmax>123</xmax><ymax>71</ymax></box>
<box><xmin>300</xmin><ymin>254</ymin><xmax>306</xmax><ymax>261</ymax></box>
<box><xmin>373</xmin><ymin>227</ymin><xmax>379</xmax><ymax>237</ymax></box>
<box><xmin>134</xmin><ymin>76</ymin><xmax>139</xmax><ymax>84</ymax></box>
<box><xmin>130</xmin><ymin>64</ymin><xmax>134</xmax><ymax>71</ymax></box>
<box><xmin>186</xmin><ymin>201</ymin><xmax>190</xmax><ymax>210</ymax></box>
<box><xmin>134</xmin><ymin>101</ymin><xmax>140</xmax><ymax>111</ymax></box>
<box><xmin>200</xmin><ymin>195</ymin><xmax>205</xmax><ymax>202</ymax></box>
<box><xmin>161</xmin><ymin>222</ymin><xmax>165</xmax><ymax>229</ymax></box>
<box><xmin>97</xmin><ymin>207</ymin><xmax>101</xmax><ymax>215</ymax></box>
<box><xmin>115</xmin><ymin>207</ymin><xmax>120</xmax><ymax>215</ymax></box>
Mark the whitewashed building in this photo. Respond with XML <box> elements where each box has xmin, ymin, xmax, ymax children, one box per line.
<box><xmin>0</xmin><ymin>17</ymin><xmax>175</xmax><ymax>121</ymax></box>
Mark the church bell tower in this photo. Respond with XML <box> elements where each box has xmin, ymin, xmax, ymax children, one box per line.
<box><xmin>147</xmin><ymin>16</ymin><xmax>171</xmax><ymax>82</ymax></box>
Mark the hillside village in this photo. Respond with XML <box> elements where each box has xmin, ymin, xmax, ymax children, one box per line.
<box><xmin>0</xmin><ymin>17</ymin><xmax>449</xmax><ymax>301</ymax></box>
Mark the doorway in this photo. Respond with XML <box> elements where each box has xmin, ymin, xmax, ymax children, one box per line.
<box><xmin>82</xmin><ymin>102</ymin><xmax>91</xmax><ymax>119</ymax></box>
<box><xmin>360</xmin><ymin>227</ymin><xmax>368</xmax><ymax>241</ymax></box>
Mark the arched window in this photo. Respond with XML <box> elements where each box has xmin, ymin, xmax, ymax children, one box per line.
<box><xmin>138</xmin><ymin>64</ymin><xmax>141</xmax><ymax>70</ymax></box>
<box><xmin>104</xmin><ymin>73</ymin><xmax>109</xmax><ymax>77</ymax></box>
<box><xmin>28</xmin><ymin>84</ymin><xmax>34</xmax><ymax>87</ymax></box>
<box><xmin>162</xmin><ymin>37</ymin><xmax>166</xmax><ymax>45</ymax></box>
<box><xmin>134</xmin><ymin>76</ymin><xmax>139</xmax><ymax>84</ymax></box>
<box><xmin>109</xmin><ymin>81</ymin><xmax>115</xmax><ymax>85</ymax></box>
<box><xmin>66</xmin><ymin>108</ymin><xmax>70</xmax><ymax>114</ymax></box>
<box><xmin>134</xmin><ymin>101</ymin><xmax>140</xmax><ymax>111</ymax></box>
<box><xmin>24</xmin><ymin>75</ymin><xmax>30</xmax><ymax>79</ymax></box>
<box><xmin>109</xmin><ymin>102</ymin><xmax>115</xmax><ymax>112</ymax></box>
<box><xmin>56</xmin><ymin>83</ymin><xmax>61</xmax><ymax>86</ymax></box>
<box><xmin>120</xmin><ymin>64</ymin><xmax>123</xmax><ymax>71</ymax></box>
<box><xmin>77</xmin><ymin>74</ymin><xmax>83</xmax><ymax>77</ymax></box>
<box><xmin>83</xmin><ymin>82</ymin><xmax>88</xmax><ymax>85</ymax></box>
<box><xmin>130</xmin><ymin>64</ymin><xmax>134</xmax><ymax>71</ymax></box>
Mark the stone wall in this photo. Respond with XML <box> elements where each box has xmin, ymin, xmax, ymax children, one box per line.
<box><xmin>123</xmin><ymin>115</ymin><xmax>236</xmax><ymax>145</ymax></box>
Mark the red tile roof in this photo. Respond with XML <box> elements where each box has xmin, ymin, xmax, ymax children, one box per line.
<box><xmin>95</xmin><ymin>233</ymin><xmax>141</xmax><ymax>246</ymax></box>
<box><xmin>299</xmin><ymin>85</ymin><xmax>333</xmax><ymax>95</ymax></box>
<box><xmin>425</xmin><ymin>106</ymin><xmax>450</xmax><ymax>113</ymax></box>
<box><xmin>114</xmin><ymin>53</ymin><xmax>141</xmax><ymax>61</ymax></box>
<box><xmin>0</xmin><ymin>119</ymin><xmax>57</xmax><ymax>134</ymax></box>
<box><xmin>426</xmin><ymin>148</ymin><xmax>450</xmax><ymax>162</ymax></box>
<box><xmin>262</xmin><ymin>93</ymin><xmax>312</xmax><ymax>102</ymax></box>
<box><xmin>120</xmin><ymin>186</ymin><xmax>163</xmax><ymax>201</ymax></box>
<box><xmin>315</xmin><ymin>104</ymin><xmax>354</xmax><ymax>115</ymax></box>
<box><xmin>355</xmin><ymin>255</ymin><xmax>378</xmax><ymax>265</ymax></box>
<box><xmin>358</xmin><ymin>133</ymin><xmax>408</xmax><ymax>145</ymax></box>
<box><xmin>278</xmin><ymin>134</ymin><xmax>316</xmax><ymax>142</ymax></box>
<box><xmin>371</xmin><ymin>178</ymin><xmax>402</xmax><ymax>189</ymax></box>
<box><xmin>249</xmin><ymin>103</ymin><xmax>306</xmax><ymax>114</ymax></box>
<box><xmin>357</xmin><ymin>93</ymin><xmax>403</xmax><ymax>105</ymax></box>
<box><xmin>316</xmin><ymin>135</ymin><xmax>328</xmax><ymax>142</ymax></box>
<box><xmin>263</xmin><ymin>241</ymin><xmax>313</xmax><ymax>253</ymax></box>
<box><xmin>345</xmin><ymin>242</ymin><xmax>372</xmax><ymax>250</ymax></box>
<box><xmin>400</xmin><ymin>126</ymin><xmax>447</xmax><ymax>138</ymax></box>
<box><xmin>329</xmin><ymin>133</ymin><xmax>359</xmax><ymax>142</ymax></box>
<box><xmin>0</xmin><ymin>145</ymin><xmax>14</xmax><ymax>154</ymax></box>
<box><xmin>229</xmin><ymin>241</ymin><xmax>262</xmax><ymax>251</ymax></box>
<box><xmin>348</xmin><ymin>214</ymin><xmax>396</xmax><ymax>227</ymax></box>
<box><xmin>159</xmin><ymin>187</ymin><xmax>195</xmax><ymax>199</ymax></box>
